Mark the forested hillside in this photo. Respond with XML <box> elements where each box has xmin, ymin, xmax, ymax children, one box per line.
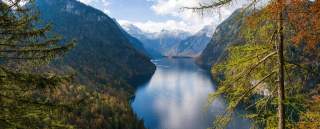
<box><xmin>0</xmin><ymin>0</ymin><xmax>151</xmax><ymax>128</ymax></box>
<box><xmin>36</xmin><ymin>0</ymin><xmax>156</xmax><ymax>87</ymax></box>
<box><xmin>1</xmin><ymin>0</ymin><xmax>319</xmax><ymax>128</ymax></box>
<box><xmin>196</xmin><ymin>9</ymin><xmax>247</xmax><ymax>68</ymax></box>
<box><xmin>195</xmin><ymin>0</ymin><xmax>320</xmax><ymax>128</ymax></box>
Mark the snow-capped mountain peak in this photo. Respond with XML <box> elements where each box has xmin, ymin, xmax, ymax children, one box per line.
<box><xmin>121</xmin><ymin>23</ymin><xmax>145</xmax><ymax>36</ymax></box>
<box><xmin>196</xmin><ymin>25</ymin><xmax>215</xmax><ymax>37</ymax></box>
<box><xmin>119</xmin><ymin>23</ymin><xmax>215</xmax><ymax>57</ymax></box>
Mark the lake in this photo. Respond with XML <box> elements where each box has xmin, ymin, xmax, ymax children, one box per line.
<box><xmin>132</xmin><ymin>58</ymin><xmax>250</xmax><ymax>129</ymax></box>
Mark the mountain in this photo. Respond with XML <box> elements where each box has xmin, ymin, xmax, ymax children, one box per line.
<box><xmin>113</xmin><ymin>19</ymin><xmax>156</xmax><ymax>58</ymax></box>
<box><xmin>155</xmin><ymin>29</ymin><xmax>192</xmax><ymax>56</ymax></box>
<box><xmin>120</xmin><ymin>23</ymin><xmax>163</xmax><ymax>58</ymax></box>
<box><xmin>36</xmin><ymin>0</ymin><xmax>156</xmax><ymax>87</ymax></box>
<box><xmin>196</xmin><ymin>9</ymin><xmax>247</xmax><ymax>68</ymax></box>
<box><xmin>167</xmin><ymin>25</ymin><xmax>214</xmax><ymax>57</ymax></box>
<box><xmin>121</xmin><ymin>23</ymin><xmax>191</xmax><ymax>57</ymax></box>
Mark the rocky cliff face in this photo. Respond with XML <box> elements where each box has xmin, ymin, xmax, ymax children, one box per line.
<box><xmin>196</xmin><ymin>9</ymin><xmax>247</xmax><ymax>68</ymax></box>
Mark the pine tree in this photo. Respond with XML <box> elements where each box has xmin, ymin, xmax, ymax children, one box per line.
<box><xmin>188</xmin><ymin>0</ymin><xmax>320</xmax><ymax>128</ymax></box>
<box><xmin>0</xmin><ymin>0</ymin><xmax>75</xmax><ymax>128</ymax></box>
<box><xmin>0</xmin><ymin>0</ymin><xmax>74</xmax><ymax>66</ymax></box>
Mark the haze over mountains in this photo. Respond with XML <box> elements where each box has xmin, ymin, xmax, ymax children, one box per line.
<box><xmin>167</xmin><ymin>25</ymin><xmax>214</xmax><ymax>57</ymax></box>
<box><xmin>121</xmin><ymin>23</ymin><xmax>214</xmax><ymax>58</ymax></box>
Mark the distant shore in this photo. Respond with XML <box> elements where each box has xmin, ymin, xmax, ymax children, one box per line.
<box><xmin>162</xmin><ymin>56</ymin><xmax>195</xmax><ymax>59</ymax></box>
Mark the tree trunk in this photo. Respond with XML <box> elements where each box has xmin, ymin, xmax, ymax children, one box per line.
<box><xmin>277</xmin><ymin>1</ymin><xmax>285</xmax><ymax>129</ymax></box>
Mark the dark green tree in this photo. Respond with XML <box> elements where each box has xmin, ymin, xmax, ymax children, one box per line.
<box><xmin>0</xmin><ymin>0</ymin><xmax>74</xmax><ymax>128</ymax></box>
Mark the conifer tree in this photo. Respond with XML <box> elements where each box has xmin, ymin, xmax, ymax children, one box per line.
<box><xmin>188</xmin><ymin>0</ymin><xmax>320</xmax><ymax>128</ymax></box>
<box><xmin>0</xmin><ymin>0</ymin><xmax>74</xmax><ymax>128</ymax></box>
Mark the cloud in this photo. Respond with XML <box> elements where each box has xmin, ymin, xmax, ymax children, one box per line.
<box><xmin>119</xmin><ymin>19</ymin><xmax>193</xmax><ymax>33</ymax></box>
<box><xmin>78</xmin><ymin>0</ymin><xmax>110</xmax><ymax>14</ymax></box>
<box><xmin>119</xmin><ymin>18</ymin><xmax>216</xmax><ymax>34</ymax></box>
<box><xmin>77</xmin><ymin>0</ymin><xmax>251</xmax><ymax>34</ymax></box>
<box><xmin>144</xmin><ymin>0</ymin><xmax>249</xmax><ymax>33</ymax></box>
<box><xmin>151</xmin><ymin>0</ymin><xmax>248</xmax><ymax>17</ymax></box>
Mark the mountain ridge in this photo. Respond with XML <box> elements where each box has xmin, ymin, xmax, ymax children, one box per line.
<box><xmin>122</xmin><ymin>23</ymin><xmax>214</xmax><ymax>58</ymax></box>
<box><xmin>196</xmin><ymin>9</ymin><xmax>247</xmax><ymax>68</ymax></box>
<box><xmin>167</xmin><ymin>25</ymin><xmax>214</xmax><ymax>57</ymax></box>
<box><xmin>36</xmin><ymin>0</ymin><xmax>156</xmax><ymax>87</ymax></box>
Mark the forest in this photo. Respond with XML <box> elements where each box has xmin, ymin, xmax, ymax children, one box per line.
<box><xmin>205</xmin><ymin>0</ymin><xmax>320</xmax><ymax>128</ymax></box>
<box><xmin>0</xmin><ymin>0</ymin><xmax>146</xmax><ymax>129</ymax></box>
<box><xmin>0</xmin><ymin>0</ymin><xmax>319</xmax><ymax>129</ymax></box>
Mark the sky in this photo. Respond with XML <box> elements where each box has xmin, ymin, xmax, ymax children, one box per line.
<box><xmin>78</xmin><ymin>0</ymin><xmax>250</xmax><ymax>34</ymax></box>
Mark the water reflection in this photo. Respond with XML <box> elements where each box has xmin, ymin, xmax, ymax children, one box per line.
<box><xmin>132</xmin><ymin>58</ymin><xmax>250</xmax><ymax>129</ymax></box>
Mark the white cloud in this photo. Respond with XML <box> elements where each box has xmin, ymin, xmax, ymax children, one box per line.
<box><xmin>151</xmin><ymin>0</ymin><xmax>249</xmax><ymax>17</ymax></box>
<box><xmin>77</xmin><ymin>0</ymin><xmax>252</xmax><ymax>34</ymax></box>
<box><xmin>119</xmin><ymin>19</ymin><xmax>193</xmax><ymax>33</ymax></box>
<box><xmin>78</xmin><ymin>0</ymin><xmax>111</xmax><ymax>14</ymax></box>
<box><xmin>142</xmin><ymin>0</ymin><xmax>250</xmax><ymax>33</ymax></box>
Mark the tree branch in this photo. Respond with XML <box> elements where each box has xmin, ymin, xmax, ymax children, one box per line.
<box><xmin>235</xmin><ymin>71</ymin><xmax>276</xmax><ymax>106</ymax></box>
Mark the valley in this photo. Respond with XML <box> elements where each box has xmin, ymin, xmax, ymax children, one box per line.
<box><xmin>1</xmin><ymin>0</ymin><xmax>319</xmax><ymax>129</ymax></box>
<box><xmin>132</xmin><ymin>58</ymin><xmax>251</xmax><ymax>129</ymax></box>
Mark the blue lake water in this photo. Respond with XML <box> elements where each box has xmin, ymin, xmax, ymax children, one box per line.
<box><xmin>132</xmin><ymin>58</ymin><xmax>250</xmax><ymax>129</ymax></box>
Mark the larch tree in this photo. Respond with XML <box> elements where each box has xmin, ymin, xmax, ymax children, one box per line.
<box><xmin>188</xmin><ymin>0</ymin><xmax>320</xmax><ymax>129</ymax></box>
<box><xmin>0</xmin><ymin>0</ymin><xmax>75</xmax><ymax>128</ymax></box>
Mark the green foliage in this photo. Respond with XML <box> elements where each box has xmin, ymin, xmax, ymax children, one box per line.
<box><xmin>209</xmin><ymin>6</ymin><xmax>319</xmax><ymax>128</ymax></box>
<box><xmin>0</xmin><ymin>68</ymin><xmax>74</xmax><ymax>129</ymax></box>
<box><xmin>0</xmin><ymin>0</ymin><xmax>74</xmax><ymax>128</ymax></box>
<box><xmin>0</xmin><ymin>1</ymin><xmax>148</xmax><ymax>129</ymax></box>
<box><xmin>296</xmin><ymin>85</ymin><xmax>320</xmax><ymax>129</ymax></box>
<box><xmin>47</xmin><ymin>83</ymin><xmax>146</xmax><ymax>129</ymax></box>
<box><xmin>0</xmin><ymin>1</ymin><xmax>75</xmax><ymax>68</ymax></box>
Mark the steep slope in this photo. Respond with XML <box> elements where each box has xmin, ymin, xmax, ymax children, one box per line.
<box><xmin>121</xmin><ymin>23</ymin><xmax>191</xmax><ymax>57</ymax></box>
<box><xmin>167</xmin><ymin>25</ymin><xmax>214</xmax><ymax>57</ymax></box>
<box><xmin>196</xmin><ymin>9</ymin><xmax>247</xmax><ymax>68</ymax></box>
<box><xmin>36</xmin><ymin>0</ymin><xmax>156</xmax><ymax>86</ymax></box>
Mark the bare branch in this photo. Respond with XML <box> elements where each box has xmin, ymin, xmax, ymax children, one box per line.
<box><xmin>246</xmin><ymin>51</ymin><xmax>277</xmax><ymax>76</ymax></box>
<box><xmin>235</xmin><ymin>71</ymin><xmax>276</xmax><ymax>106</ymax></box>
